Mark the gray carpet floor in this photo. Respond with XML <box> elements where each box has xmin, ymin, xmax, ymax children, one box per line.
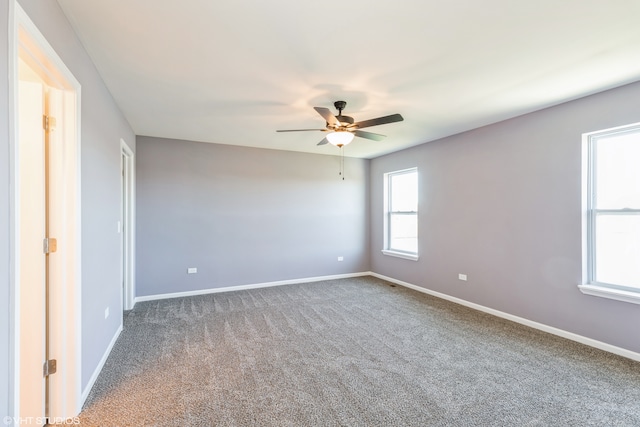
<box><xmin>79</xmin><ymin>276</ymin><xmax>640</xmax><ymax>426</ymax></box>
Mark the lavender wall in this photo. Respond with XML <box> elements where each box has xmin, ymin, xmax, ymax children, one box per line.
<box><xmin>136</xmin><ymin>137</ymin><xmax>370</xmax><ymax>296</ymax></box>
<box><xmin>1</xmin><ymin>3</ymin><xmax>637</xmax><ymax>419</ymax></box>
<box><xmin>15</xmin><ymin>0</ymin><xmax>136</xmax><ymax>394</ymax></box>
<box><xmin>371</xmin><ymin>81</ymin><xmax>640</xmax><ymax>354</ymax></box>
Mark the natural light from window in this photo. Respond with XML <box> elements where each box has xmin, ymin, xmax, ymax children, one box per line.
<box><xmin>592</xmin><ymin>130</ymin><xmax>640</xmax><ymax>289</ymax></box>
<box><xmin>581</xmin><ymin>123</ymin><xmax>640</xmax><ymax>305</ymax></box>
<box><xmin>383</xmin><ymin>168</ymin><xmax>418</xmax><ymax>260</ymax></box>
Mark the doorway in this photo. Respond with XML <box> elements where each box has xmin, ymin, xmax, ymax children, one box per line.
<box><xmin>121</xmin><ymin>141</ymin><xmax>135</xmax><ymax>311</ymax></box>
<box><xmin>11</xmin><ymin>4</ymin><xmax>82</xmax><ymax>420</ymax></box>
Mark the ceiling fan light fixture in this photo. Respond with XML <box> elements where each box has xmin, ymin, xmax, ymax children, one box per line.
<box><xmin>326</xmin><ymin>130</ymin><xmax>354</xmax><ymax>147</ymax></box>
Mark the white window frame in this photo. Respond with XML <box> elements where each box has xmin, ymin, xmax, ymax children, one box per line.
<box><xmin>579</xmin><ymin>122</ymin><xmax>640</xmax><ymax>305</ymax></box>
<box><xmin>382</xmin><ymin>167</ymin><xmax>419</xmax><ymax>261</ymax></box>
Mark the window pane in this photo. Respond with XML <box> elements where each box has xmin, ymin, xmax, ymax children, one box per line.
<box><xmin>595</xmin><ymin>214</ymin><xmax>640</xmax><ymax>289</ymax></box>
<box><xmin>390</xmin><ymin>213</ymin><xmax>417</xmax><ymax>253</ymax></box>
<box><xmin>391</xmin><ymin>171</ymin><xmax>417</xmax><ymax>212</ymax></box>
<box><xmin>595</xmin><ymin>132</ymin><xmax>640</xmax><ymax>209</ymax></box>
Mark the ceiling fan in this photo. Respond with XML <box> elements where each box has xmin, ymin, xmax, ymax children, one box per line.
<box><xmin>277</xmin><ymin>101</ymin><xmax>404</xmax><ymax>147</ymax></box>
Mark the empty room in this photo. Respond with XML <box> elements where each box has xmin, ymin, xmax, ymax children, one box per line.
<box><xmin>2</xmin><ymin>0</ymin><xmax>640</xmax><ymax>426</ymax></box>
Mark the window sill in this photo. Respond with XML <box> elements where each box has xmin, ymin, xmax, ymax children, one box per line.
<box><xmin>381</xmin><ymin>250</ymin><xmax>419</xmax><ymax>261</ymax></box>
<box><xmin>578</xmin><ymin>284</ymin><xmax>640</xmax><ymax>305</ymax></box>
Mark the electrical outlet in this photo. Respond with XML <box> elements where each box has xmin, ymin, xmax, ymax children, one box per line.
<box><xmin>337</xmin><ymin>256</ymin><xmax>344</xmax><ymax>262</ymax></box>
<box><xmin>104</xmin><ymin>307</ymin><xmax>109</xmax><ymax>319</ymax></box>
<box><xmin>458</xmin><ymin>274</ymin><xmax>468</xmax><ymax>281</ymax></box>
<box><xmin>187</xmin><ymin>267</ymin><xmax>197</xmax><ymax>274</ymax></box>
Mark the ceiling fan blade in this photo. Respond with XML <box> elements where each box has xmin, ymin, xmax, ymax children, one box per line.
<box><xmin>276</xmin><ymin>129</ymin><xmax>325</xmax><ymax>132</ymax></box>
<box><xmin>317</xmin><ymin>138</ymin><xmax>329</xmax><ymax>146</ymax></box>
<box><xmin>353</xmin><ymin>113</ymin><xmax>404</xmax><ymax>129</ymax></box>
<box><xmin>314</xmin><ymin>107</ymin><xmax>339</xmax><ymax>126</ymax></box>
<box><xmin>354</xmin><ymin>130</ymin><xmax>386</xmax><ymax>141</ymax></box>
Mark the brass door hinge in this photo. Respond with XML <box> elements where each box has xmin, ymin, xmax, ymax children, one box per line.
<box><xmin>43</xmin><ymin>237</ymin><xmax>57</xmax><ymax>254</ymax></box>
<box><xmin>43</xmin><ymin>359</ymin><xmax>57</xmax><ymax>377</ymax></box>
<box><xmin>43</xmin><ymin>115</ymin><xmax>57</xmax><ymax>132</ymax></box>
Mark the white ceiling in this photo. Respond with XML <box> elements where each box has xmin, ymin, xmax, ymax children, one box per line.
<box><xmin>57</xmin><ymin>0</ymin><xmax>640</xmax><ymax>159</ymax></box>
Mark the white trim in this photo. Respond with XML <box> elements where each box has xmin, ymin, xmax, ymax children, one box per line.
<box><xmin>134</xmin><ymin>272</ymin><xmax>371</xmax><ymax>303</ymax></box>
<box><xmin>582</xmin><ymin>121</ymin><xmax>640</xmax><ymax>139</ymax></box>
<box><xmin>120</xmin><ymin>140</ymin><xmax>135</xmax><ymax>310</ymax></box>
<box><xmin>381</xmin><ymin>249</ymin><xmax>419</xmax><ymax>261</ymax></box>
<box><xmin>8</xmin><ymin>0</ymin><xmax>19</xmax><ymax>421</ymax></box>
<box><xmin>578</xmin><ymin>284</ymin><xmax>640</xmax><ymax>305</ymax></box>
<box><xmin>581</xmin><ymin>131</ymin><xmax>590</xmax><ymax>288</ymax></box>
<box><xmin>71</xmin><ymin>85</ymin><xmax>83</xmax><ymax>416</ymax></box>
<box><xmin>80</xmin><ymin>325</ymin><xmax>122</xmax><ymax>405</ymax></box>
<box><xmin>370</xmin><ymin>273</ymin><xmax>640</xmax><ymax>363</ymax></box>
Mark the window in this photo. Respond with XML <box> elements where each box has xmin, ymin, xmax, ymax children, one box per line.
<box><xmin>580</xmin><ymin>123</ymin><xmax>640</xmax><ymax>304</ymax></box>
<box><xmin>383</xmin><ymin>168</ymin><xmax>418</xmax><ymax>260</ymax></box>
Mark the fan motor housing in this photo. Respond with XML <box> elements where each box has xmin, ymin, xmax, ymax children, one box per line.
<box><xmin>335</xmin><ymin>115</ymin><xmax>354</xmax><ymax>126</ymax></box>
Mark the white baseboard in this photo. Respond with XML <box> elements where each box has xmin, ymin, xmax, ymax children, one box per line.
<box><xmin>370</xmin><ymin>272</ymin><xmax>640</xmax><ymax>363</ymax></box>
<box><xmin>81</xmin><ymin>324</ymin><xmax>123</xmax><ymax>405</ymax></box>
<box><xmin>134</xmin><ymin>272</ymin><xmax>371</xmax><ymax>303</ymax></box>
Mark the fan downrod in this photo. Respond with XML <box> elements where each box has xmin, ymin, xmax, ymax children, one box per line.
<box><xmin>333</xmin><ymin>100</ymin><xmax>354</xmax><ymax>126</ymax></box>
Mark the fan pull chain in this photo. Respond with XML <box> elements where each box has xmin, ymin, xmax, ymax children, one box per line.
<box><xmin>340</xmin><ymin>146</ymin><xmax>345</xmax><ymax>180</ymax></box>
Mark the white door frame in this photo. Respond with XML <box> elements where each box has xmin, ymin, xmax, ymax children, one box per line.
<box><xmin>9</xmin><ymin>2</ymin><xmax>83</xmax><ymax>419</ymax></box>
<box><xmin>121</xmin><ymin>140</ymin><xmax>135</xmax><ymax>311</ymax></box>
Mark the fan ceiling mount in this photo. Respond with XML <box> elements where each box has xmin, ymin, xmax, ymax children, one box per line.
<box><xmin>277</xmin><ymin>101</ymin><xmax>404</xmax><ymax>147</ymax></box>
